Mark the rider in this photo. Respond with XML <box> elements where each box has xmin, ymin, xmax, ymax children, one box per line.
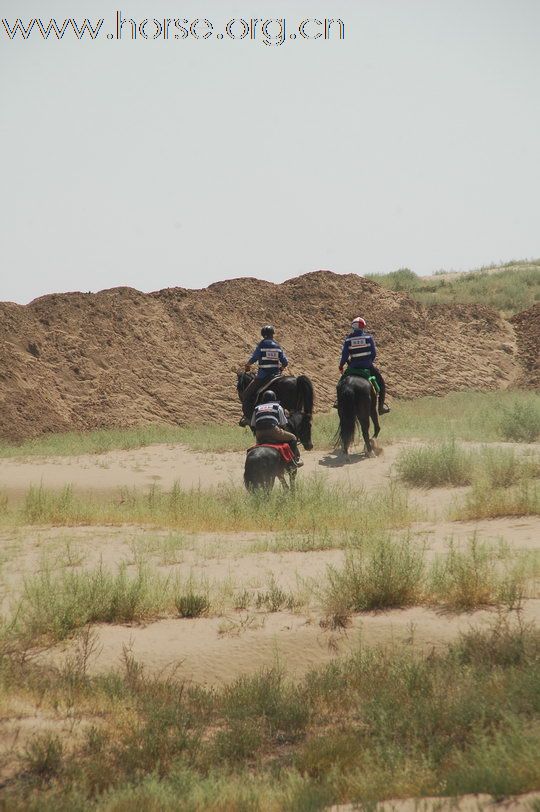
<box><xmin>250</xmin><ymin>390</ymin><xmax>303</xmax><ymax>467</ymax></box>
<box><xmin>241</xmin><ymin>325</ymin><xmax>289</xmax><ymax>424</ymax></box>
<box><xmin>338</xmin><ymin>317</ymin><xmax>390</xmax><ymax>414</ymax></box>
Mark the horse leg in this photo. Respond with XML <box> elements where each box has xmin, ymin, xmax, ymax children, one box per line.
<box><xmin>289</xmin><ymin>468</ymin><xmax>297</xmax><ymax>491</ymax></box>
<box><xmin>370</xmin><ymin>394</ymin><xmax>381</xmax><ymax>438</ymax></box>
<box><xmin>278</xmin><ymin>472</ymin><xmax>290</xmax><ymax>490</ymax></box>
<box><xmin>360</xmin><ymin>416</ymin><xmax>374</xmax><ymax>458</ymax></box>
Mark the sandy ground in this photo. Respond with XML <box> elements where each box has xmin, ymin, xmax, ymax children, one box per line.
<box><xmin>38</xmin><ymin>601</ymin><xmax>540</xmax><ymax>687</ymax></box>
<box><xmin>0</xmin><ymin>441</ymin><xmax>538</xmax><ymax>685</ymax></box>
<box><xmin>333</xmin><ymin>792</ymin><xmax>540</xmax><ymax>811</ymax></box>
<box><xmin>0</xmin><ymin>441</ymin><xmax>404</xmax><ymax>495</ymax></box>
<box><xmin>0</xmin><ymin>441</ymin><xmax>538</xmax><ymax>801</ymax></box>
<box><xmin>0</xmin><ymin>439</ymin><xmax>526</xmax><ymax>519</ymax></box>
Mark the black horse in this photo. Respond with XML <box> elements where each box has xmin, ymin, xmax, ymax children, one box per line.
<box><xmin>236</xmin><ymin>372</ymin><xmax>314</xmax><ymax>451</ymax></box>
<box><xmin>335</xmin><ymin>375</ymin><xmax>380</xmax><ymax>457</ymax></box>
<box><xmin>244</xmin><ymin>411</ymin><xmax>311</xmax><ymax>491</ymax></box>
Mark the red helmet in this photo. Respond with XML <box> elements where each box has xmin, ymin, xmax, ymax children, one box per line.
<box><xmin>351</xmin><ymin>316</ymin><xmax>366</xmax><ymax>330</ymax></box>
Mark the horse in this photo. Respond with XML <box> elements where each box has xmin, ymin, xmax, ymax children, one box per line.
<box><xmin>335</xmin><ymin>375</ymin><xmax>380</xmax><ymax>457</ymax></box>
<box><xmin>236</xmin><ymin>372</ymin><xmax>314</xmax><ymax>451</ymax></box>
<box><xmin>243</xmin><ymin>411</ymin><xmax>310</xmax><ymax>491</ymax></box>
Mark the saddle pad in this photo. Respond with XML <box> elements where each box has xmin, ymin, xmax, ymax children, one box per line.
<box><xmin>340</xmin><ymin>367</ymin><xmax>380</xmax><ymax>393</ymax></box>
<box><xmin>247</xmin><ymin>443</ymin><xmax>295</xmax><ymax>463</ymax></box>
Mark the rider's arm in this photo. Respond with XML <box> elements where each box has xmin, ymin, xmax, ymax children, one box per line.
<box><xmin>339</xmin><ymin>339</ymin><xmax>349</xmax><ymax>370</ymax></box>
<box><xmin>247</xmin><ymin>343</ymin><xmax>261</xmax><ymax>366</ymax></box>
<box><xmin>279</xmin><ymin>348</ymin><xmax>289</xmax><ymax>369</ymax></box>
<box><xmin>277</xmin><ymin>405</ymin><xmax>288</xmax><ymax>427</ymax></box>
<box><xmin>369</xmin><ymin>336</ymin><xmax>377</xmax><ymax>362</ymax></box>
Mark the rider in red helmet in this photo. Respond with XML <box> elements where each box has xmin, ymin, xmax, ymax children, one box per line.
<box><xmin>337</xmin><ymin>317</ymin><xmax>390</xmax><ymax>414</ymax></box>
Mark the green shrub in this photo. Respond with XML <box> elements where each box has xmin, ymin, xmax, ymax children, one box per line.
<box><xmin>499</xmin><ymin>399</ymin><xmax>540</xmax><ymax>443</ymax></box>
<box><xmin>429</xmin><ymin>538</ymin><xmax>525</xmax><ymax>610</ymax></box>
<box><xmin>175</xmin><ymin>592</ymin><xmax>209</xmax><ymax>618</ymax></box>
<box><xmin>457</xmin><ymin>478</ymin><xmax>539</xmax><ymax>520</ymax></box>
<box><xmin>23</xmin><ymin>733</ymin><xmax>64</xmax><ymax>781</ymax></box>
<box><xmin>395</xmin><ymin>441</ymin><xmax>473</xmax><ymax>487</ymax></box>
<box><xmin>324</xmin><ymin>535</ymin><xmax>425</xmax><ymax>618</ymax></box>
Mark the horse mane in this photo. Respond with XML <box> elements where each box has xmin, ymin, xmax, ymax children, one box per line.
<box><xmin>295</xmin><ymin>375</ymin><xmax>314</xmax><ymax>416</ymax></box>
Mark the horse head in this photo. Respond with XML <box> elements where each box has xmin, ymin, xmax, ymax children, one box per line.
<box><xmin>236</xmin><ymin>370</ymin><xmax>254</xmax><ymax>399</ymax></box>
<box><xmin>288</xmin><ymin>410</ymin><xmax>313</xmax><ymax>451</ymax></box>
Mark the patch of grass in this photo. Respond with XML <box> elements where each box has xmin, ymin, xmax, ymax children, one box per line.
<box><xmin>23</xmin><ymin>732</ymin><xmax>64</xmax><ymax>781</ymax></box>
<box><xmin>251</xmin><ymin>528</ymin><xmax>338</xmax><ymax>554</ymax></box>
<box><xmin>477</xmin><ymin>446</ymin><xmax>540</xmax><ymax>488</ymax></box>
<box><xmin>254</xmin><ymin>576</ymin><xmax>298</xmax><ymax>612</ymax></box>
<box><xmin>395</xmin><ymin>440</ymin><xmax>473</xmax><ymax>487</ymax></box>
<box><xmin>445</xmin><ymin>722</ymin><xmax>540</xmax><ymax>798</ymax></box>
<box><xmin>175</xmin><ymin>591</ymin><xmax>210</xmax><ymax>619</ymax></box>
<box><xmin>323</xmin><ymin>535</ymin><xmax>425</xmax><ymax>621</ymax></box>
<box><xmin>456</xmin><ymin>478</ymin><xmax>539</xmax><ymax>520</ymax></box>
<box><xmin>0</xmin><ymin>423</ymin><xmax>248</xmax><ymax>459</ymax></box>
<box><xmin>395</xmin><ymin>442</ymin><xmax>539</xmax><ymax>490</ymax></box>
<box><xmin>499</xmin><ymin>399</ymin><xmax>540</xmax><ymax>443</ymax></box>
<box><xmin>1</xmin><ymin>618</ymin><xmax>540</xmax><ymax>808</ymax></box>
<box><xmin>323</xmin><ymin>535</ymin><xmax>534</xmax><ymax>619</ymax></box>
<box><xmin>13</xmin><ymin>562</ymin><xmax>175</xmax><ymax>644</ymax></box>
<box><xmin>366</xmin><ymin>261</ymin><xmax>540</xmax><ymax>315</ymax></box>
<box><xmin>429</xmin><ymin>537</ymin><xmax>527</xmax><ymax>611</ymax></box>
<box><xmin>1</xmin><ymin>391</ymin><xmax>538</xmax><ymax>459</ymax></box>
<box><xmin>6</xmin><ymin>480</ymin><xmax>416</xmax><ymax>535</ymax></box>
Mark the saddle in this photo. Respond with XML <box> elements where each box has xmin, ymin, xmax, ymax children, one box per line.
<box><xmin>247</xmin><ymin>443</ymin><xmax>295</xmax><ymax>463</ymax></box>
<box><xmin>254</xmin><ymin>374</ymin><xmax>284</xmax><ymax>402</ymax></box>
<box><xmin>339</xmin><ymin>367</ymin><xmax>380</xmax><ymax>393</ymax></box>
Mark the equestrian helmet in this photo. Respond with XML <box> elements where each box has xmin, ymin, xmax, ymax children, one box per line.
<box><xmin>351</xmin><ymin>316</ymin><xmax>367</xmax><ymax>330</ymax></box>
<box><xmin>261</xmin><ymin>390</ymin><xmax>277</xmax><ymax>403</ymax></box>
<box><xmin>261</xmin><ymin>325</ymin><xmax>275</xmax><ymax>338</ymax></box>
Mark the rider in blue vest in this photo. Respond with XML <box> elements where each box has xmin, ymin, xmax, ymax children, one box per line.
<box><xmin>241</xmin><ymin>325</ymin><xmax>289</xmax><ymax>422</ymax></box>
<box><xmin>338</xmin><ymin>317</ymin><xmax>390</xmax><ymax>414</ymax></box>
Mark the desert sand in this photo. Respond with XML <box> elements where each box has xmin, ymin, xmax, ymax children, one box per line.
<box><xmin>0</xmin><ymin>441</ymin><xmax>538</xmax><ymax>686</ymax></box>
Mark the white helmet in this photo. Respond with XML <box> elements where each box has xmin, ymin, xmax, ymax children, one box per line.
<box><xmin>351</xmin><ymin>316</ymin><xmax>367</xmax><ymax>330</ymax></box>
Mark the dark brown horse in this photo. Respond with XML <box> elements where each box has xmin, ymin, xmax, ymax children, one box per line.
<box><xmin>335</xmin><ymin>375</ymin><xmax>380</xmax><ymax>457</ymax></box>
<box><xmin>236</xmin><ymin>372</ymin><xmax>314</xmax><ymax>451</ymax></box>
<box><xmin>244</xmin><ymin>411</ymin><xmax>307</xmax><ymax>491</ymax></box>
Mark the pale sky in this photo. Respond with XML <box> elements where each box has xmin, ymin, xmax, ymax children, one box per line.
<box><xmin>1</xmin><ymin>0</ymin><xmax>539</xmax><ymax>304</ymax></box>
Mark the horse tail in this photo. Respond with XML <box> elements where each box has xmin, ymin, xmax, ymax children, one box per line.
<box><xmin>334</xmin><ymin>381</ymin><xmax>357</xmax><ymax>451</ymax></box>
<box><xmin>296</xmin><ymin>375</ymin><xmax>314</xmax><ymax>416</ymax></box>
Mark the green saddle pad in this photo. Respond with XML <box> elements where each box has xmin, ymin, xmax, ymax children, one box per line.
<box><xmin>339</xmin><ymin>367</ymin><xmax>380</xmax><ymax>393</ymax></box>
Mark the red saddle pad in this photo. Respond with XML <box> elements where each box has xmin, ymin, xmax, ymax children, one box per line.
<box><xmin>247</xmin><ymin>443</ymin><xmax>295</xmax><ymax>463</ymax></box>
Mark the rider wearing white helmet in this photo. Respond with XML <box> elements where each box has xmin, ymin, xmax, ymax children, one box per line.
<box><xmin>251</xmin><ymin>390</ymin><xmax>303</xmax><ymax>466</ymax></box>
<box><xmin>338</xmin><ymin>317</ymin><xmax>390</xmax><ymax>414</ymax></box>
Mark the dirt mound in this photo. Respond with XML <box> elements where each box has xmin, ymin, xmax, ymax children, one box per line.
<box><xmin>510</xmin><ymin>303</ymin><xmax>540</xmax><ymax>389</ymax></box>
<box><xmin>0</xmin><ymin>271</ymin><xmax>531</xmax><ymax>442</ymax></box>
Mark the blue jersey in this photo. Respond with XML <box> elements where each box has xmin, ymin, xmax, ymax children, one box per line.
<box><xmin>248</xmin><ymin>339</ymin><xmax>288</xmax><ymax>379</ymax></box>
<box><xmin>340</xmin><ymin>329</ymin><xmax>376</xmax><ymax>368</ymax></box>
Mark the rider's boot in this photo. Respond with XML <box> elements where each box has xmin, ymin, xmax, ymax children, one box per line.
<box><xmin>238</xmin><ymin>416</ymin><xmax>248</xmax><ymax>427</ymax></box>
<box><xmin>378</xmin><ymin>399</ymin><xmax>390</xmax><ymax>415</ymax></box>
<box><xmin>288</xmin><ymin>440</ymin><xmax>304</xmax><ymax>468</ymax></box>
